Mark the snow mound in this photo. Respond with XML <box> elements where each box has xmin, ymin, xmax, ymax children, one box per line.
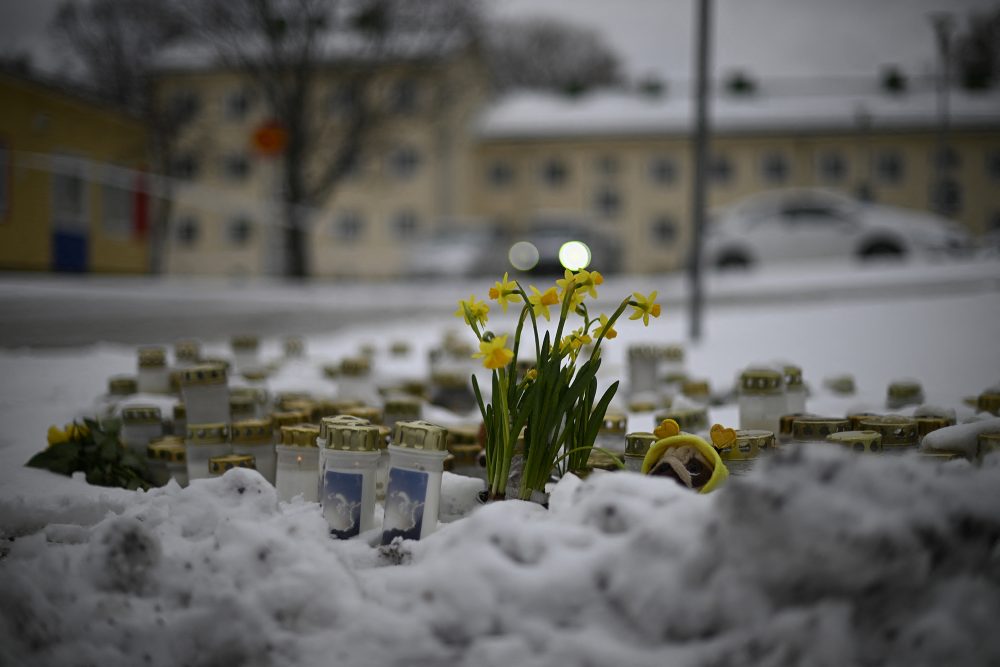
<box><xmin>3</xmin><ymin>448</ymin><xmax>1000</xmax><ymax>667</ymax></box>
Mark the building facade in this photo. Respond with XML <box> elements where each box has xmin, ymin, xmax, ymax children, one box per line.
<box><xmin>0</xmin><ymin>70</ymin><xmax>150</xmax><ymax>273</ymax></box>
<box><xmin>156</xmin><ymin>62</ymin><xmax>1000</xmax><ymax>277</ymax></box>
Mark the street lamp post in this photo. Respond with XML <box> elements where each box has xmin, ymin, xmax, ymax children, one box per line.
<box><xmin>688</xmin><ymin>0</ymin><xmax>713</xmax><ymax>342</ymax></box>
<box><xmin>929</xmin><ymin>12</ymin><xmax>955</xmax><ymax>216</ymax></box>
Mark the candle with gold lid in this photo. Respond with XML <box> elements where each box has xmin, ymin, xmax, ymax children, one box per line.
<box><xmin>315</xmin><ymin>398</ymin><xmax>362</xmax><ymax>418</ymax></box>
<box><xmin>680</xmin><ymin>379</ymin><xmax>711</xmax><ymax>404</ymax></box>
<box><xmin>977</xmin><ymin>391</ymin><xmax>1000</xmax><ymax>416</ymax></box>
<box><xmin>915</xmin><ymin>416</ymin><xmax>955</xmax><ymax>441</ymax></box>
<box><xmin>738</xmin><ymin>367</ymin><xmax>785</xmax><ymax>435</ymax></box>
<box><xmin>108</xmin><ymin>375</ymin><xmax>137</xmax><ymax>397</ymax></box>
<box><xmin>317</xmin><ymin>415</ymin><xmax>370</xmax><ymax>492</ymax></box>
<box><xmin>886</xmin><ymin>380</ymin><xmax>924</xmax><ymax>410</ymax></box>
<box><xmin>231</xmin><ymin>418</ymin><xmax>276</xmax><ymax>483</ymax></box>
<box><xmin>389</xmin><ymin>340</ymin><xmax>410</xmax><ymax>357</ymax></box>
<box><xmin>624</xmin><ymin>432</ymin><xmax>657</xmax><ymax>472</ymax></box>
<box><xmin>628</xmin><ymin>396</ymin><xmax>660</xmax><ymax>413</ymax></box>
<box><xmin>429</xmin><ymin>371</ymin><xmax>477</xmax><ymax>413</ymax></box>
<box><xmin>779</xmin><ymin>413</ymin><xmax>812</xmax><ymax>444</ymax></box>
<box><xmin>230</xmin><ymin>334</ymin><xmax>260</xmax><ymax>373</ymax></box>
<box><xmin>445</xmin><ymin>425</ymin><xmax>482</xmax><ymax>479</ymax></box>
<box><xmin>341</xmin><ymin>405</ymin><xmax>383</xmax><ymax>424</ymax></box>
<box><xmin>322</xmin><ymin>423</ymin><xmax>380</xmax><ymax>539</ymax></box>
<box><xmin>627</xmin><ymin>345</ymin><xmax>662</xmax><ymax>397</ymax></box>
<box><xmin>823</xmin><ymin>374</ymin><xmax>856</xmax><ymax>396</ymax></box>
<box><xmin>137</xmin><ymin>346</ymin><xmax>170</xmax><ymax>394</ymax></box>
<box><xmin>792</xmin><ymin>417</ymin><xmax>851</xmax><ymax>443</ymax></box>
<box><xmin>783</xmin><ymin>365</ymin><xmax>806</xmax><ymax>414</ymax></box>
<box><xmin>171</xmin><ymin>403</ymin><xmax>186</xmax><ymax>437</ymax></box>
<box><xmin>718</xmin><ymin>429</ymin><xmax>775</xmax><ymax>475</ymax></box>
<box><xmin>208</xmin><ymin>454</ymin><xmax>256</xmax><ymax>477</ymax></box>
<box><xmin>383</xmin><ymin>396</ymin><xmax>422</xmax><ymax>429</ymax></box>
<box><xmin>858</xmin><ymin>415</ymin><xmax>919</xmax><ymax>452</ymax></box>
<box><xmin>978</xmin><ymin>431</ymin><xmax>1000</xmax><ymax>459</ymax></box>
<box><xmin>271</xmin><ymin>410</ymin><xmax>311</xmax><ymax>430</ymax></box>
<box><xmin>826</xmin><ymin>430</ymin><xmax>883</xmax><ymax>453</ymax></box>
<box><xmin>230</xmin><ymin>386</ymin><xmax>269</xmax><ymax>419</ymax></box>
<box><xmin>179</xmin><ymin>364</ymin><xmax>229</xmax><ymax>425</ymax></box>
<box><xmin>173</xmin><ymin>339</ymin><xmax>201</xmax><ymax>368</ymax></box>
<box><xmin>847</xmin><ymin>412</ymin><xmax>880</xmax><ymax>431</ymax></box>
<box><xmin>283</xmin><ymin>336</ymin><xmax>305</xmax><ymax>358</ymax></box>
<box><xmin>595</xmin><ymin>412</ymin><xmax>628</xmax><ymax>456</ymax></box>
<box><xmin>274</xmin><ymin>424</ymin><xmax>321</xmax><ymax>502</ymax></box>
<box><xmin>382</xmin><ymin>421</ymin><xmax>449</xmax><ymax>544</ymax></box>
<box><xmin>229</xmin><ymin>395</ymin><xmax>257</xmax><ymax>422</ymax></box>
<box><xmin>147</xmin><ymin>436</ymin><xmax>185</xmax><ymax>486</ymax></box>
<box><xmin>338</xmin><ymin>356</ymin><xmax>377</xmax><ymax>404</ymax></box>
<box><xmin>185</xmin><ymin>423</ymin><xmax>231</xmax><ymax>481</ymax></box>
<box><xmin>120</xmin><ymin>405</ymin><xmax>164</xmax><ymax>459</ymax></box>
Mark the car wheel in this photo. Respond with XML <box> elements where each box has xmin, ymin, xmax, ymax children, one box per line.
<box><xmin>858</xmin><ymin>240</ymin><xmax>906</xmax><ymax>261</ymax></box>
<box><xmin>715</xmin><ymin>252</ymin><xmax>752</xmax><ymax>271</ymax></box>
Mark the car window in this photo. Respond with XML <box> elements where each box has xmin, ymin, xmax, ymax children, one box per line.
<box><xmin>780</xmin><ymin>202</ymin><xmax>850</xmax><ymax>225</ymax></box>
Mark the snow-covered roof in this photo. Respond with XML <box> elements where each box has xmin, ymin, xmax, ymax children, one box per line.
<box><xmin>154</xmin><ymin>30</ymin><xmax>470</xmax><ymax>73</ymax></box>
<box><xmin>477</xmin><ymin>88</ymin><xmax>1000</xmax><ymax>139</ymax></box>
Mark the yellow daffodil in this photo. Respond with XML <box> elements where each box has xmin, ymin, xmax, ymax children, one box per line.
<box><xmin>47</xmin><ymin>425</ymin><xmax>70</xmax><ymax>447</ymax></box>
<box><xmin>488</xmin><ymin>272</ymin><xmax>523</xmax><ymax>313</ymax></box>
<box><xmin>560</xmin><ymin>328</ymin><xmax>592</xmax><ymax>356</ymax></box>
<box><xmin>474</xmin><ymin>334</ymin><xmax>514</xmax><ymax>370</ymax></box>
<box><xmin>454</xmin><ymin>294</ymin><xmax>489</xmax><ymax>326</ymax></box>
<box><xmin>575</xmin><ymin>269</ymin><xmax>603</xmax><ymax>299</ymax></box>
<box><xmin>527</xmin><ymin>285</ymin><xmax>559</xmax><ymax>321</ymax></box>
<box><xmin>47</xmin><ymin>423</ymin><xmax>88</xmax><ymax>448</ymax></box>
<box><xmin>556</xmin><ymin>270</ymin><xmax>586</xmax><ymax>309</ymax></box>
<box><xmin>525</xmin><ymin>368</ymin><xmax>538</xmax><ymax>381</ymax></box>
<box><xmin>594</xmin><ymin>314</ymin><xmax>617</xmax><ymax>340</ymax></box>
<box><xmin>629</xmin><ymin>291</ymin><xmax>662</xmax><ymax>326</ymax></box>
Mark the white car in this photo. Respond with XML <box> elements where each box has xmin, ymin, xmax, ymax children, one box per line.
<box><xmin>703</xmin><ymin>189</ymin><xmax>971</xmax><ymax>269</ymax></box>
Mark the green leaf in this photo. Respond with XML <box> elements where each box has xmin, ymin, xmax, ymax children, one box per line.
<box><xmin>25</xmin><ymin>442</ymin><xmax>81</xmax><ymax>476</ymax></box>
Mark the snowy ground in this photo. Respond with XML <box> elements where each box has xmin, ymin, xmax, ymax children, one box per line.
<box><xmin>1</xmin><ymin>261</ymin><xmax>1000</xmax><ymax>666</ymax></box>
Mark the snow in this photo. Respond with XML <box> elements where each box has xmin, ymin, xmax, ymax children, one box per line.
<box><xmin>476</xmin><ymin>89</ymin><xmax>1000</xmax><ymax>139</ymax></box>
<box><xmin>2</xmin><ymin>263</ymin><xmax>1000</xmax><ymax>666</ymax></box>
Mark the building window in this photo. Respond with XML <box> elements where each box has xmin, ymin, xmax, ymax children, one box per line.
<box><xmin>930</xmin><ymin>179</ymin><xmax>962</xmax><ymax>216</ymax></box>
<box><xmin>876</xmin><ymin>150</ymin><xmax>904</xmax><ymax>185</ymax></box>
<box><xmin>541</xmin><ymin>158</ymin><xmax>569</xmax><ymax>188</ymax></box>
<box><xmin>327</xmin><ymin>86</ymin><xmax>357</xmax><ymax>116</ymax></box>
<box><xmin>817</xmin><ymin>151</ymin><xmax>847</xmax><ymax>182</ymax></box>
<box><xmin>222</xmin><ymin>153</ymin><xmax>250</xmax><ymax>181</ymax></box>
<box><xmin>169</xmin><ymin>90</ymin><xmax>200</xmax><ymax>121</ymax></box>
<box><xmin>709</xmin><ymin>154</ymin><xmax>734</xmax><ymax>185</ymax></box>
<box><xmin>986</xmin><ymin>150</ymin><xmax>1000</xmax><ymax>181</ymax></box>
<box><xmin>650</xmin><ymin>215</ymin><xmax>678</xmax><ymax>245</ymax></box>
<box><xmin>102</xmin><ymin>184</ymin><xmax>132</xmax><ymax>239</ymax></box>
<box><xmin>487</xmin><ymin>161</ymin><xmax>514</xmax><ymax>188</ymax></box>
<box><xmin>176</xmin><ymin>215</ymin><xmax>199</xmax><ymax>247</ymax></box>
<box><xmin>389</xmin><ymin>146</ymin><xmax>420</xmax><ymax>180</ymax></box>
<box><xmin>389</xmin><ymin>78</ymin><xmax>418</xmax><ymax>114</ymax></box>
<box><xmin>228</xmin><ymin>216</ymin><xmax>253</xmax><ymax>246</ymax></box>
<box><xmin>171</xmin><ymin>154</ymin><xmax>199</xmax><ymax>180</ymax></box>
<box><xmin>225</xmin><ymin>87</ymin><xmax>252</xmax><ymax>121</ymax></box>
<box><xmin>0</xmin><ymin>141</ymin><xmax>8</xmax><ymax>221</ymax></box>
<box><xmin>760</xmin><ymin>152</ymin><xmax>789</xmax><ymax>184</ymax></box>
<box><xmin>332</xmin><ymin>210</ymin><xmax>364</xmax><ymax>241</ymax></box>
<box><xmin>648</xmin><ymin>156</ymin><xmax>677</xmax><ymax>186</ymax></box>
<box><xmin>932</xmin><ymin>146</ymin><xmax>960</xmax><ymax>170</ymax></box>
<box><xmin>594</xmin><ymin>186</ymin><xmax>622</xmax><ymax>219</ymax></box>
<box><xmin>392</xmin><ymin>209</ymin><xmax>419</xmax><ymax>239</ymax></box>
<box><xmin>596</xmin><ymin>155</ymin><xmax>619</xmax><ymax>176</ymax></box>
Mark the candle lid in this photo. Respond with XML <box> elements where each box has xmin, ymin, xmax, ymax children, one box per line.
<box><xmin>186</xmin><ymin>423</ymin><xmax>229</xmax><ymax>444</ymax></box>
<box><xmin>446</xmin><ymin>425</ymin><xmax>480</xmax><ymax>448</ymax></box>
<box><xmin>174</xmin><ymin>340</ymin><xmax>201</xmax><ymax>363</ymax></box>
<box><xmin>624</xmin><ymin>431</ymin><xmax>657</xmax><ymax>458</ymax></box>
<box><xmin>857</xmin><ymin>415</ymin><xmax>919</xmax><ymax>447</ymax></box>
<box><xmin>326</xmin><ymin>424</ymin><xmax>380</xmax><ymax>452</ymax></box>
<box><xmin>681</xmin><ymin>379</ymin><xmax>710</xmax><ymax>397</ymax></box>
<box><xmin>121</xmin><ymin>405</ymin><xmax>162</xmax><ymax>424</ymax></box>
<box><xmin>231</xmin><ymin>418</ymin><xmax>274</xmax><ymax>444</ymax></box>
<box><xmin>739</xmin><ymin>368</ymin><xmax>784</xmax><ymax>394</ymax></box>
<box><xmin>108</xmin><ymin>375</ymin><xmax>137</xmax><ymax>396</ymax></box>
<box><xmin>231</xmin><ymin>334</ymin><xmax>259</xmax><ymax>350</ymax></box>
<box><xmin>341</xmin><ymin>406</ymin><xmax>383</xmax><ymax>424</ymax></box>
<box><xmin>284</xmin><ymin>336</ymin><xmax>305</xmax><ymax>357</ymax></box>
<box><xmin>783</xmin><ymin>365</ymin><xmax>803</xmax><ymax>388</ymax></box>
<box><xmin>792</xmin><ymin>417</ymin><xmax>850</xmax><ymax>441</ymax></box>
<box><xmin>279</xmin><ymin>424</ymin><xmax>320</xmax><ymax>447</ymax></box>
<box><xmin>384</xmin><ymin>396</ymin><xmax>422</xmax><ymax>414</ymax></box>
<box><xmin>180</xmin><ymin>364</ymin><xmax>227</xmax><ymax>386</ymax></box>
<box><xmin>393</xmin><ymin>420</ymin><xmax>449</xmax><ymax>452</ymax></box>
<box><xmin>827</xmin><ymin>430</ymin><xmax>882</xmax><ymax>453</ymax></box>
<box><xmin>600</xmin><ymin>412</ymin><xmax>627</xmax><ymax>434</ymax></box>
<box><xmin>977</xmin><ymin>392</ymin><xmax>1000</xmax><ymax>415</ymax></box>
<box><xmin>137</xmin><ymin>347</ymin><xmax>166</xmax><ymax>368</ymax></box>
<box><xmin>271</xmin><ymin>410</ymin><xmax>311</xmax><ymax>428</ymax></box>
<box><xmin>209</xmin><ymin>454</ymin><xmax>256</xmax><ymax>475</ymax></box>
<box><xmin>340</xmin><ymin>356</ymin><xmax>370</xmax><ymax>377</ymax></box>
<box><xmin>654</xmin><ymin>407</ymin><xmax>708</xmax><ymax>432</ymax></box>
<box><xmin>887</xmin><ymin>380</ymin><xmax>923</xmax><ymax>401</ymax></box>
<box><xmin>147</xmin><ymin>436</ymin><xmax>186</xmax><ymax>462</ymax></box>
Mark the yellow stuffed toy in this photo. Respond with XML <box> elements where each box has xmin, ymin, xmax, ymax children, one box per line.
<box><xmin>641</xmin><ymin>419</ymin><xmax>729</xmax><ymax>493</ymax></box>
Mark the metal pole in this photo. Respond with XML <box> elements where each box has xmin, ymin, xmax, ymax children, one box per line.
<box><xmin>688</xmin><ymin>0</ymin><xmax>712</xmax><ymax>342</ymax></box>
<box><xmin>930</xmin><ymin>12</ymin><xmax>954</xmax><ymax>215</ymax></box>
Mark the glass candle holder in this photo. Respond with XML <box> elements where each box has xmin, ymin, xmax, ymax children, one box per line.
<box><xmin>173</xmin><ymin>339</ymin><xmax>202</xmax><ymax>369</ymax></box>
<box><xmin>208</xmin><ymin>454</ymin><xmax>256</xmax><ymax>477</ymax></box>
<box><xmin>318</xmin><ymin>415</ymin><xmax>371</xmax><ymax>490</ymax></box>
<box><xmin>857</xmin><ymin>415</ymin><xmax>919</xmax><ymax>453</ymax></box>
<box><xmin>231</xmin><ymin>418</ymin><xmax>276</xmax><ymax>484</ymax></box>
<box><xmin>719</xmin><ymin>429</ymin><xmax>775</xmax><ymax>475</ymax></box>
<box><xmin>274</xmin><ymin>425</ymin><xmax>321</xmax><ymax>502</ymax></box>
<box><xmin>137</xmin><ymin>347</ymin><xmax>170</xmax><ymax>394</ymax></box>
<box><xmin>445</xmin><ymin>425</ymin><xmax>483</xmax><ymax>479</ymax></box>
<box><xmin>887</xmin><ymin>380</ymin><xmax>924</xmax><ymax>410</ymax></box>
<box><xmin>120</xmin><ymin>405</ymin><xmax>164</xmax><ymax>460</ymax></box>
<box><xmin>381</xmin><ymin>421</ymin><xmax>449</xmax><ymax>544</ymax></box>
<box><xmin>185</xmin><ymin>423</ymin><xmax>231</xmax><ymax>481</ymax></box>
<box><xmin>792</xmin><ymin>417</ymin><xmax>851</xmax><ymax>443</ymax></box>
<box><xmin>624</xmin><ymin>432</ymin><xmax>657</xmax><ymax>473</ymax></box>
<box><xmin>783</xmin><ymin>365</ymin><xmax>807</xmax><ymax>414</ymax></box>
<box><xmin>230</xmin><ymin>334</ymin><xmax>260</xmax><ymax>373</ymax></box>
<box><xmin>595</xmin><ymin>412</ymin><xmax>628</xmax><ymax>456</ymax></box>
<box><xmin>627</xmin><ymin>345</ymin><xmax>661</xmax><ymax>398</ymax></box>
<box><xmin>322</xmin><ymin>424</ymin><xmax>380</xmax><ymax>539</ymax></box>
<box><xmin>738</xmin><ymin>368</ymin><xmax>786</xmax><ymax>435</ymax></box>
<box><xmin>147</xmin><ymin>436</ymin><xmax>187</xmax><ymax>487</ymax></box>
<box><xmin>383</xmin><ymin>396</ymin><xmax>422</xmax><ymax>430</ymax></box>
<box><xmin>179</xmin><ymin>365</ymin><xmax>229</xmax><ymax>425</ymax></box>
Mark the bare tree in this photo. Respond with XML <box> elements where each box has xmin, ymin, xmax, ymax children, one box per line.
<box><xmin>50</xmin><ymin>0</ymin><xmax>195</xmax><ymax>275</ymax></box>
<box><xmin>183</xmin><ymin>0</ymin><xmax>482</xmax><ymax>279</ymax></box>
<box><xmin>485</xmin><ymin>17</ymin><xmax>622</xmax><ymax>95</ymax></box>
<box><xmin>954</xmin><ymin>7</ymin><xmax>1000</xmax><ymax>91</ymax></box>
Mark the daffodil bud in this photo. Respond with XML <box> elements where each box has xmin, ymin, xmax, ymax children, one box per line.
<box><xmin>482</xmin><ymin>331</ymin><xmax>496</xmax><ymax>343</ymax></box>
<box><xmin>574</xmin><ymin>303</ymin><xmax>587</xmax><ymax>317</ymax></box>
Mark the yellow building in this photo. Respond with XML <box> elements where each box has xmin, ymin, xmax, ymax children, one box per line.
<box><xmin>0</xmin><ymin>69</ymin><xmax>150</xmax><ymax>273</ymax></box>
<box><xmin>156</xmin><ymin>54</ymin><xmax>1000</xmax><ymax>277</ymax></box>
<box><xmin>155</xmin><ymin>43</ymin><xmax>488</xmax><ymax>279</ymax></box>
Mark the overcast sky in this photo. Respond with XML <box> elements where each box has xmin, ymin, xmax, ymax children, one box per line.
<box><xmin>2</xmin><ymin>0</ymin><xmax>997</xmax><ymax>83</ymax></box>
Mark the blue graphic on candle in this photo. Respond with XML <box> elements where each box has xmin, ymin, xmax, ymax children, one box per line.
<box><xmin>323</xmin><ymin>470</ymin><xmax>363</xmax><ymax>539</ymax></box>
<box><xmin>381</xmin><ymin>467</ymin><xmax>428</xmax><ymax>544</ymax></box>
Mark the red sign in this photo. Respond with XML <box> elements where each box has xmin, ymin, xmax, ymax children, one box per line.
<box><xmin>252</xmin><ymin>120</ymin><xmax>288</xmax><ymax>157</ymax></box>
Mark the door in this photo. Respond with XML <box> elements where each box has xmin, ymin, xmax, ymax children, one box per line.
<box><xmin>50</xmin><ymin>157</ymin><xmax>88</xmax><ymax>272</ymax></box>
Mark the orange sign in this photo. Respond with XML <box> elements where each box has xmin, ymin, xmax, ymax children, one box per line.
<box><xmin>252</xmin><ymin>120</ymin><xmax>288</xmax><ymax>157</ymax></box>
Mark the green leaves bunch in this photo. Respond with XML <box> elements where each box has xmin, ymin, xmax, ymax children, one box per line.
<box><xmin>27</xmin><ymin>419</ymin><xmax>153</xmax><ymax>491</ymax></box>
